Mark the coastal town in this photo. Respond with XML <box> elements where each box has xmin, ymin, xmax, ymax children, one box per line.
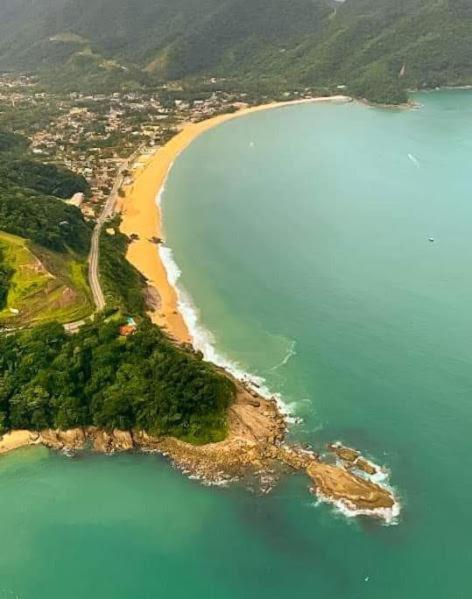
<box><xmin>0</xmin><ymin>71</ymin><xmax>397</xmax><ymax>522</ymax></box>
<box><xmin>0</xmin><ymin>72</ymin><xmax>312</xmax><ymax>221</ymax></box>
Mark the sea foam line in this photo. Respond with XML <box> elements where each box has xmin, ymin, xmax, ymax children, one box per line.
<box><xmin>154</xmin><ymin>146</ymin><xmax>399</xmax><ymax>525</ymax></box>
<box><xmin>314</xmin><ymin>492</ymin><xmax>401</xmax><ymax>526</ymax></box>
<box><xmin>155</xmin><ymin>176</ymin><xmax>292</xmax><ymax>417</ymax></box>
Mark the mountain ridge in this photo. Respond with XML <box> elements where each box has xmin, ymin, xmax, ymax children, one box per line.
<box><xmin>0</xmin><ymin>0</ymin><xmax>471</xmax><ymax>102</ymax></box>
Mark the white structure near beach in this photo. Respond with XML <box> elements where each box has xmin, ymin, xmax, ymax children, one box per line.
<box><xmin>66</xmin><ymin>192</ymin><xmax>84</xmax><ymax>208</ymax></box>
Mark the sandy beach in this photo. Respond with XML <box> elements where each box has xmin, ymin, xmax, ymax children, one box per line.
<box><xmin>0</xmin><ymin>430</ymin><xmax>37</xmax><ymax>455</ymax></box>
<box><xmin>119</xmin><ymin>95</ymin><xmax>349</xmax><ymax>343</ymax></box>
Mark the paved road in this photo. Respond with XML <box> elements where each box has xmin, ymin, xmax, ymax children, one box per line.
<box><xmin>1</xmin><ymin>149</ymin><xmax>145</xmax><ymax>336</ymax></box>
<box><xmin>87</xmin><ymin>146</ymin><xmax>144</xmax><ymax>311</ymax></box>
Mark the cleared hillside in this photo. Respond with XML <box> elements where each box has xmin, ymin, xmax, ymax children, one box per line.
<box><xmin>0</xmin><ymin>230</ymin><xmax>92</xmax><ymax>327</ymax></box>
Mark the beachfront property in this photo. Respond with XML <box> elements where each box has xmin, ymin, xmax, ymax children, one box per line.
<box><xmin>0</xmin><ymin>73</ymin><xmax>312</xmax><ymax>226</ymax></box>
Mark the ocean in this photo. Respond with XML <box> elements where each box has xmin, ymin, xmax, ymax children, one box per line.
<box><xmin>1</xmin><ymin>90</ymin><xmax>471</xmax><ymax>597</ymax></box>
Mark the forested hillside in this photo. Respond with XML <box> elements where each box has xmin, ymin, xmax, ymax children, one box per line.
<box><xmin>0</xmin><ymin>131</ymin><xmax>235</xmax><ymax>441</ymax></box>
<box><xmin>0</xmin><ymin>132</ymin><xmax>90</xmax><ymax>253</ymax></box>
<box><xmin>0</xmin><ymin>318</ymin><xmax>234</xmax><ymax>443</ymax></box>
<box><xmin>0</xmin><ymin>0</ymin><xmax>471</xmax><ymax>101</ymax></box>
<box><xmin>0</xmin><ymin>130</ymin><xmax>93</xmax><ymax>325</ymax></box>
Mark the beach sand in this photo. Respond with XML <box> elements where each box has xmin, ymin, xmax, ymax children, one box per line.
<box><xmin>0</xmin><ymin>430</ymin><xmax>37</xmax><ymax>455</ymax></box>
<box><xmin>119</xmin><ymin>96</ymin><xmax>349</xmax><ymax>343</ymax></box>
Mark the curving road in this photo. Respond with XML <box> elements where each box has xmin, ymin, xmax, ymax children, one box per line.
<box><xmin>87</xmin><ymin>146</ymin><xmax>144</xmax><ymax>311</ymax></box>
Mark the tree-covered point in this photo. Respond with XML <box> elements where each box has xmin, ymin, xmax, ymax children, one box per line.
<box><xmin>0</xmin><ymin>318</ymin><xmax>235</xmax><ymax>444</ymax></box>
<box><xmin>349</xmin><ymin>64</ymin><xmax>409</xmax><ymax>106</ymax></box>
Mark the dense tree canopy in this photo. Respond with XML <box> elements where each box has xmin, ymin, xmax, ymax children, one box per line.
<box><xmin>0</xmin><ymin>181</ymin><xmax>91</xmax><ymax>255</ymax></box>
<box><xmin>0</xmin><ymin>131</ymin><xmax>28</xmax><ymax>154</ymax></box>
<box><xmin>0</xmin><ymin>130</ymin><xmax>91</xmax><ymax>255</ymax></box>
<box><xmin>0</xmin><ymin>159</ymin><xmax>89</xmax><ymax>200</ymax></box>
<box><xmin>0</xmin><ymin>0</ymin><xmax>471</xmax><ymax>101</ymax></box>
<box><xmin>0</xmin><ymin>245</ymin><xmax>13</xmax><ymax>310</ymax></box>
<box><xmin>100</xmin><ymin>219</ymin><xmax>148</xmax><ymax>315</ymax></box>
<box><xmin>0</xmin><ymin>318</ymin><xmax>234</xmax><ymax>443</ymax></box>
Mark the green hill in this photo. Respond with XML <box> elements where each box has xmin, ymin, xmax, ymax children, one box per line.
<box><xmin>0</xmin><ymin>230</ymin><xmax>92</xmax><ymax>327</ymax></box>
<box><xmin>0</xmin><ymin>0</ymin><xmax>471</xmax><ymax>101</ymax></box>
<box><xmin>0</xmin><ymin>130</ymin><xmax>93</xmax><ymax>327</ymax></box>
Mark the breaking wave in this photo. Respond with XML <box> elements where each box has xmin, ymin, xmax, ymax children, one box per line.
<box><xmin>157</xmin><ymin>189</ymin><xmax>292</xmax><ymax>417</ymax></box>
<box><xmin>314</xmin><ymin>492</ymin><xmax>401</xmax><ymax>526</ymax></box>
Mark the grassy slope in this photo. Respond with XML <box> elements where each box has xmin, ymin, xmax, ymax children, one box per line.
<box><xmin>0</xmin><ymin>230</ymin><xmax>92</xmax><ymax>327</ymax></box>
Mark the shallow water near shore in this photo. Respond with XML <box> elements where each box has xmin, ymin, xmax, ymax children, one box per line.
<box><xmin>2</xmin><ymin>90</ymin><xmax>472</xmax><ymax>597</ymax></box>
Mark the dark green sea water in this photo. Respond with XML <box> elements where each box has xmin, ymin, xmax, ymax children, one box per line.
<box><xmin>1</xmin><ymin>91</ymin><xmax>471</xmax><ymax>597</ymax></box>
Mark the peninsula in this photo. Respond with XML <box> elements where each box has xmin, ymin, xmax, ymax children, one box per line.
<box><xmin>0</xmin><ymin>83</ymin><xmax>396</xmax><ymax>521</ymax></box>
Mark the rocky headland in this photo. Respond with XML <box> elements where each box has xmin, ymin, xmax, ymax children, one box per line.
<box><xmin>0</xmin><ymin>378</ymin><xmax>397</xmax><ymax>521</ymax></box>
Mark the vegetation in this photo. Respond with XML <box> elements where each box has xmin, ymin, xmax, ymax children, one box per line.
<box><xmin>0</xmin><ymin>131</ymin><xmax>28</xmax><ymax>154</ymax></box>
<box><xmin>0</xmin><ymin>159</ymin><xmax>89</xmax><ymax>200</ymax></box>
<box><xmin>0</xmin><ymin>318</ymin><xmax>234</xmax><ymax>443</ymax></box>
<box><xmin>0</xmin><ymin>182</ymin><xmax>91</xmax><ymax>255</ymax></box>
<box><xmin>1</xmin><ymin>0</ymin><xmax>472</xmax><ymax>102</ymax></box>
<box><xmin>349</xmin><ymin>64</ymin><xmax>409</xmax><ymax>106</ymax></box>
<box><xmin>0</xmin><ymin>231</ymin><xmax>93</xmax><ymax>328</ymax></box>
<box><xmin>0</xmin><ymin>129</ymin><xmax>91</xmax><ymax>254</ymax></box>
<box><xmin>0</xmin><ymin>101</ymin><xmax>62</xmax><ymax>134</ymax></box>
<box><xmin>100</xmin><ymin>218</ymin><xmax>147</xmax><ymax>315</ymax></box>
<box><xmin>0</xmin><ymin>129</ymin><xmax>93</xmax><ymax>325</ymax></box>
<box><xmin>0</xmin><ymin>245</ymin><xmax>13</xmax><ymax>310</ymax></box>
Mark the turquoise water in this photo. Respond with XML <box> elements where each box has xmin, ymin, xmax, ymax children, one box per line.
<box><xmin>2</xmin><ymin>90</ymin><xmax>472</xmax><ymax>597</ymax></box>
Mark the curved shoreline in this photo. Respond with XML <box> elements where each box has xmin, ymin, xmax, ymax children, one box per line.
<box><xmin>101</xmin><ymin>94</ymin><xmax>399</xmax><ymax>521</ymax></box>
<box><xmin>119</xmin><ymin>95</ymin><xmax>350</xmax><ymax>343</ymax></box>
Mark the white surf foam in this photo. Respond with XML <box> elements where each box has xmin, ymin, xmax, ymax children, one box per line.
<box><xmin>156</xmin><ymin>186</ymin><xmax>292</xmax><ymax>417</ymax></box>
<box><xmin>155</xmin><ymin>163</ymin><xmax>173</xmax><ymax>208</ymax></box>
<box><xmin>314</xmin><ymin>492</ymin><xmax>401</xmax><ymax>526</ymax></box>
<box><xmin>408</xmin><ymin>153</ymin><xmax>420</xmax><ymax>168</ymax></box>
<box><xmin>155</xmin><ymin>158</ymin><xmax>399</xmax><ymax>519</ymax></box>
<box><xmin>315</xmin><ymin>442</ymin><xmax>401</xmax><ymax>525</ymax></box>
<box><xmin>269</xmin><ymin>340</ymin><xmax>297</xmax><ymax>372</ymax></box>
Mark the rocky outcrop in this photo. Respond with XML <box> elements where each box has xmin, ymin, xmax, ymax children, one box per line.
<box><xmin>0</xmin><ymin>381</ymin><xmax>397</xmax><ymax>520</ymax></box>
<box><xmin>306</xmin><ymin>462</ymin><xmax>394</xmax><ymax>510</ymax></box>
<box><xmin>39</xmin><ymin>428</ymin><xmax>86</xmax><ymax>451</ymax></box>
<box><xmin>329</xmin><ymin>442</ymin><xmax>378</xmax><ymax>475</ymax></box>
<box><xmin>90</xmin><ymin>428</ymin><xmax>134</xmax><ymax>453</ymax></box>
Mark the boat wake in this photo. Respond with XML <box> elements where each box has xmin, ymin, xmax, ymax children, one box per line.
<box><xmin>408</xmin><ymin>153</ymin><xmax>420</xmax><ymax>168</ymax></box>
